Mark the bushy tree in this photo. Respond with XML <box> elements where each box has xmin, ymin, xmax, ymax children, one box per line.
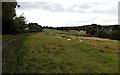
<box><xmin>14</xmin><ymin>14</ymin><xmax>27</xmax><ymax>32</ymax></box>
<box><xmin>111</xmin><ymin>25</ymin><xmax>120</xmax><ymax>30</ymax></box>
<box><xmin>95</xmin><ymin>29</ymin><xmax>109</xmax><ymax>38</ymax></box>
<box><xmin>86</xmin><ymin>26</ymin><xmax>97</xmax><ymax>35</ymax></box>
<box><xmin>2</xmin><ymin>2</ymin><xmax>17</xmax><ymax>34</ymax></box>
<box><xmin>108</xmin><ymin>30</ymin><xmax>120</xmax><ymax>40</ymax></box>
<box><xmin>86</xmin><ymin>26</ymin><xmax>91</xmax><ymax>34</ymax></box>
<box><xmin>28</xmin><ymin>23</ymin><xmax>42</xmax><ymax>32</ymax></box>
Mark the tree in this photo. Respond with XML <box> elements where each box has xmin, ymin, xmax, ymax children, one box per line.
<box><xmin>108</xmin><ymin>30</ymin><xmax>120</xmax><ymax>40</ymax></box>
<box><xmin>86</xmin><ymin>26</ymin><xmax>97</xmax><ymax>35</ymax></box>
<box><xmin>14</xmin><ymin>14</ymin><xmax>27</xmax><ymax>32</ymax></box>
<box><xmin>28</xmin><ymin>23</ymin><xmax>43</xmax><ymax>32</ymax></box>
<box><xmin>86</xmin><ymin>24</ymin><xmax>102</xmax><ymax>36</ymax></box>
<box><xmin>86</xmin><ymin>26</ymin><xmax>91</xmax><ymax>34</ymax></box>
<box><xmin>111</xmin><ymin>25</ymin><xmax>120</xmax><ymax>30</ymax></box>
<box><xmin>2</xmin><ymin>2</ymin><xmax>18</xmax><ymax>34</ymax></box>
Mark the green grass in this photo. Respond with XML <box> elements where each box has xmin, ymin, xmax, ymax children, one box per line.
<box><xmin>2</xmin><ymin>33</ymin><xmax>30</xmax><ymax>73</ymax></box>
<box><xmin>3</xmin><ymin>29</ymin><xmax>119</xmax><ymax>73</ymax></box>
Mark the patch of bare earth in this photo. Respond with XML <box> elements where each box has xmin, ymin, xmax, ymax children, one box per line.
<box><xmin>80</xmin><ymin>37</ymin><xmax>117</xmax><ymax>42</ymax></box>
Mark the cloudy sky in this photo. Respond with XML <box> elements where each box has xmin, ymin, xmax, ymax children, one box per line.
<box><xmin>16</xmin><ymin>0</ymin><xmax>119</xmax><ymax>27</ymax></box>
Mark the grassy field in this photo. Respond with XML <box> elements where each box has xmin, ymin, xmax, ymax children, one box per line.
<box><xmin>3</xmin><ymin>29</ymin><xmax>119</xmax><ymax>73</ymax></box>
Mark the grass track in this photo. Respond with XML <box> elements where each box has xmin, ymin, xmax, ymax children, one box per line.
<box><xmin>17</xmin><ymin>29</ymin><xmax>118</xmax><ymax>73</ymax></box>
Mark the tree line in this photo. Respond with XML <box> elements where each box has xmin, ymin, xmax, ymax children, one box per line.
<box><xmin>43</xmin><ymin>24</ymin><xmax>120</xmax><ymax>40</ymax></box>
<box><xmin>85</xmin><ymin>24</ymin><xmax>120</xmax><ymax>40</ymax></box>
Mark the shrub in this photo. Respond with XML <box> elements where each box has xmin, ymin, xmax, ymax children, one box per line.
<box><xmin>108</xmin><ymin>30</ymin><xmax>120</xmax><ymax>40</ymax></box>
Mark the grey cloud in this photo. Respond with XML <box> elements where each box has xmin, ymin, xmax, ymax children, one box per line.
<box><xmin>92</xmin><ymin>5</ymin><xmax>117</xmax><ymax>16</ymax></box>
<box><xmin>17</xmin><ymin>1</ymin><xmax>117</xmax><ymax>15</ymax></box>
<box><xmin>70</xmin><ymin>3</ymin><xmax>97</xmax><ymax>9</ymax></box>
<box><xmin>70</xmin><ymin>2</ymin><xmax>117</xmax><ymax>14</ymax></box>
<box><xmin>18</xmin><ymin>2</ymin><xmax>52</xmax><ymax>10</ymax></box>
<box><xmin>70</xmin><ymin>17</ymin><xmax>97</xmax><ymax>23</ymax></box>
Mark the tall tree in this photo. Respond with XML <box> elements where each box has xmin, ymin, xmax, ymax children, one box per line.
<box><xmin>14</xmin><ymin>14</ymin><xmax>27</xmax><ymax>32</ymax></box>
<box><xmin>2</xmin><ymin>1</ymin><xmax>17</xmax><ymax>34</ymax></box>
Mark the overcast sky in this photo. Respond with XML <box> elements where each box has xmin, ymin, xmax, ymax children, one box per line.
<box><xmin>16</xmin><ymin>0</ymin><xmax>119</xmax><ymax>27</ymax></box>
